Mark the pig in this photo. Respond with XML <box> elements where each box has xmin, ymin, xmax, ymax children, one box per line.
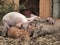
<box><xmin>33</xmin><ymin>23</ymin><xmax>60</xmax><ymax>38</ymax></box>
<box><xmin>8</xmin><ymin>26</ymin><xmax>30</xmax><ymax>45</ymax></box>
<box><xmin>2</xmin><ymin>12</ymin><xmax>30</xmax><ymax>36</ymax></box>
<box><xmin>2</xmin><ymin>12</ymin><xmax>29</xmax><ymax>28</ymax></box>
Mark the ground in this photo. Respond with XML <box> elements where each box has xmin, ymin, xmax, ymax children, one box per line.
<box><xmin>0</xmin><ymin>32</ymin><xmax>60</xmax><ymax>45</ymax></box>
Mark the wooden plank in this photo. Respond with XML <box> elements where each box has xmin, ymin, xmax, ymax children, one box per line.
<box><xmin>39</xmin><ymin>0</ymin><xmax>52</xmax><ymax>18</ymax></box>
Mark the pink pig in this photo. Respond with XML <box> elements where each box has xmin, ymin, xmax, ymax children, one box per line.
<box><xmin>2</xmin><ymin>12</ymin><xmax>29</xmax><ymax>36</ymax></box>
<box><xmin>2</xmin><ymin>12</ymin><xmax>29</xmax><ymax>28</ymax></box>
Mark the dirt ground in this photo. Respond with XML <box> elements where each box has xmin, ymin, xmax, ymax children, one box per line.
<box><xmin>0</xmin><ymin>32</ymin><xmax>60</xmax><ymax>45</ymax></box>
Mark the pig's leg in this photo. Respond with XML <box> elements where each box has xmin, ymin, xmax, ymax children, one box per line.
<box><xmin>2</xmin><ymin>23</ymin><xmax>9</xmax><ymax>37</ymax></box>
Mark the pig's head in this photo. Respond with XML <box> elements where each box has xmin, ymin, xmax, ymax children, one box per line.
<box><xmin>46</xmin><ymin>17</ymin><xmax>55</xmax><ymax>25</ymax></box>
<box><xmin>27</xmin><ymin>15</ymin><xmax>41</xmax><ymax>22</ymax></box>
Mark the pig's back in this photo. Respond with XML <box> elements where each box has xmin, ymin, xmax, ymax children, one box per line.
<box><xmin>2</xmin><ymin>12</ymin><xmax>28</xmax><ymax>25</ymax></box>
